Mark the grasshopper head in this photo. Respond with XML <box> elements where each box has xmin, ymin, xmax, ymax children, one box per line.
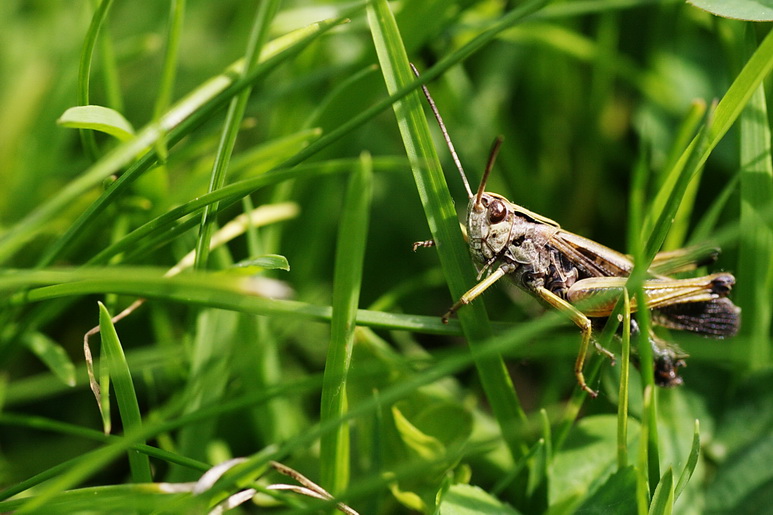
<box><xmin>465</xmin><ymin>137</ymin><xmax>510</xmax><ymax>263</ymax></box>
<box><xmin>466</xmin><ymin>191</ymin><xmax>513</xmax><ymax>263</ymax></box>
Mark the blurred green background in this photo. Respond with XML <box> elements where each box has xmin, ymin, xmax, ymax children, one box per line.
<box><xmin>0</xmin><ymin>1</ymin><xmax>771</xmax><ymax>513</ymax></box>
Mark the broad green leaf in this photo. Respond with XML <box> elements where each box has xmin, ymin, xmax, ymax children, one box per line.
<box><xmin>392</xmin><ymin>404</ymin><xmax>446</xmax><ymax>460</ymax></box>
<box><xmin>706</xmin><ymin>372</ymin><xmax>773</xmax><ymax>512</ymax></box>
<box><xmin>438</xmin><ymin>484</ymin><xmax>520</xmax><ymax>515</ymax></box>
<box><xmin>648</xmin><ymin>468</ymin><xmax>674</xmax><ymax>515</ymax></box>
<box><xmin>574</xmin><ymin>466</ymin><xmax>638</xmax><ymax>515</ymax></box>
<box><xmin>687</xmin><ymin>0</ymin><xmax>773</xmax><ymax>21</ymax></box>
<box><xmin>57</xmin><ymin>105</ymin><xmax>135</xmax><ymax>141</ymax></box>
<box><xmin>232</xmin><ymin>254</ymin><xmax>290</xmax><ymax>272</ymax></box>
<box><xmin>551</xmin><ymin>415</ymin><xmax>640</xmax><ymax>506</ymax></box>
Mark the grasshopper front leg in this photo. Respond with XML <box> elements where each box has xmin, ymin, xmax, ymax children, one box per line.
<box><xmin>442</xmin><ymin>266</ymin><xmax>509</xmax><ymax>323</ymax></box>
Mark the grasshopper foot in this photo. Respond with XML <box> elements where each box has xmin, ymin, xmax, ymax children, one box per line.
<box><xmin>413</xmin><ymin>239</ymin><xmax>435</xmax><ymax>252</ymax></box>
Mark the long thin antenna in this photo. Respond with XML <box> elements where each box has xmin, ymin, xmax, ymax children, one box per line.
<box><xmin>410</xmin><ymin>63</ymin><xmax>473</xmax><ymax>199</ymax></box>
<box><xmin>475</xmin><ymin>136</ymin><xmax>504</xmax><ymax>209</ymax></box>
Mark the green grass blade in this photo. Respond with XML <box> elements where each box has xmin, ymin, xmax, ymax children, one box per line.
<box><xmin>152</xmin><ymin>0</ymin><xmax>185</xmax><ymax>120</ymax></box>
<box><xmin>674</xmin><ymin>420</ymin><xmax>700</xmax><ymax>501</ymax></box>
<box><xmin>617</xmin><ymin>289</ymin><xmax>631</xmax><ymax>470</ymax></box>
<box><xmin>320</xmin><ymin>153</ymin><xmax>373</xmax><ymax>494</ymax></box>
<box><xmin>77</xmin><ymin>0</ymin><xmax>113</xmax><ymax>161</ymax></box>
<box><xmin>98</xmin><ymin>302</ymin><xmax>152</xmax><ymax>482</ymax></box>
<box><xmin>648</xmin><ymin>467</ymin><xmax>674</xmax><ymax>515</ymax></box>
<box><xmin>193</xmin><ymin>0</ymin><xmax>279</xmax><ymax>269</ymax></box>
<box><xmin>57</xmin><ymin>105</ymin><xmax>135</xmax><ymax>141</ymax></box>
<box><xmin>87</xmin><ymin>160</ymin><xmax>353</xmax><ymax>265</ymax></box>
<box><xmin>367</xmin><ymin>0</ymin><xmax>535</xmax><ymax>461</ymax></box>
<box><xmin>636</xmin><ymin>386</ymin><xmax>653</xmax><ymax>515</ymax></box>
<box><xmin>737</xmin><ymin>26</ymin><xmax>773</xmax><ymax>369</ymax></box>
<box><xmin>2</xmin><ymin>267</ymin><xmax>467</xmax><ymax>334</ymax></box>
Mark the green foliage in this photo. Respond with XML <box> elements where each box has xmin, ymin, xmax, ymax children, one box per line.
<box><xmin>0</xmin><ymin>1</ymin><xmax>771</xmax><ymax>513</ymax></box>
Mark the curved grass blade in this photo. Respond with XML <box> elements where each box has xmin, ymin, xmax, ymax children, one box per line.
<box><xmin>98</xmin><ymin>302</ymin><xmax>152</xmax><ymax>482</ymax></box>
<box><xmin>674</xmin><ymin>420</ymin><xmax>700</xmax><ymax>501</ymax></box>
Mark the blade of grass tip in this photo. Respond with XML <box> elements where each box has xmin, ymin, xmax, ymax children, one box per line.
<box><xmin>642</xmin><ymin>101</ymin><xmax>705</xmax><ymax>247</ymax></box>
<box><xmin>366</xmin><ymin>0</ymin><xmax>528</xmax><ymax>460</ymax></box>
<box><xmin>24</xmin><ymin>17</ymin><xmax>347</xmax><ymax>268</ymax></box>
<box><xmin>737</xmin><ymin>25</ymin><xmax>773</xmax><ymax>369</ymax></box>
<box><xmin>194</xmin><ymin>0</ymin><xmax>279</xmax><ymax>270</ymax></box>
<box><xmin>98</xmin><ymin>302</ymin><xmax>152</xmax><ymax>483</ymax></box>
<box><xmin>673</xmin><ymin>420</ymin><xmax>700</xmax><ymax>502</ymax></box>
<box><xmin>662</xmin><ymin>101</ymin><xmax>708</xmax><ymax>250</ymax></box>
<box><xmin>320</xmin><ymin>152</ymin><xmax>373</xmax><ymax>495</ymax></box>
<box><xmin>531</xmin><ymin>409</ymin><xmax>552</xmax><ymax>501</ymax></box>
<box><xmin>77</xmin><ymin>0</ymin><xmax>114</xmax><ymax>161</ymax></box>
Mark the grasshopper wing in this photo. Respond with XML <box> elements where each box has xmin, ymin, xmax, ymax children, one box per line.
<box><xmin>653</xmin><ymin>297</ymin><xmax>740</xmax><ymax>337</ymax></box>
<box><xmin>551</xmin><ymin>230</ymin><xmax>634</xmax><ymax>279</ymax></box>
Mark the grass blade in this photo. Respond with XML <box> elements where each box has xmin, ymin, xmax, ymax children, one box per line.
<box><xmin>674</xmin><ymin>420</ymin><xmax>700</xmax><ymax>501</ymax></box>
<box><xmin>193</xmin><ymin>0</ymin><xmax>279</xmax><ymax>269</ymax></box>
<box><xmin>98</xmin><ymin>302</ymin><xmax>152</xmax><ymax>482</ymax></box>
<box><xmin>648</xmin><ymin>467</ymin><xmax>674</xmax><ymax>515</ymax></box>
<box><xmin>367</xmin><ymin>0</ymin><xmax>535</xmax><ymax>461</ymax></box>
<box><xmin>320</xmin><ymin>153</ymin><xmax>373</xmax><ymax>494</ymax></box>
<box><xmin>737</xmin><ymin>25</ymin><xmax>773</xmax><ymax>369</ymax></box>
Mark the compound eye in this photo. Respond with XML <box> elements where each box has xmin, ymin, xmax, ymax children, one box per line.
<box><xmin>488</xmin><ymin>200</ymin><xmax>507</xmax><ymax>224</ymax></box>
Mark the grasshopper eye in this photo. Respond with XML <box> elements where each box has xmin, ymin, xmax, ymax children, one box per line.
<box><xmin>488</xmin><ymin>200</ymin><xmax>507</xmax><ymax>223</ymax></box>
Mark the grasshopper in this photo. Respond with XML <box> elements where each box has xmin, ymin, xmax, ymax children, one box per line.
<box><xmin>412</xmin><ymin>66</ymin><xmax>740</xmax><ymax>396</ymax></box>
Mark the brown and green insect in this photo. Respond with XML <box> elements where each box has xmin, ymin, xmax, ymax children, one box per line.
<box><xmin>412</xmin><ymin>66</ymin><xmax>740</xmax><ymax>397</ymax></box>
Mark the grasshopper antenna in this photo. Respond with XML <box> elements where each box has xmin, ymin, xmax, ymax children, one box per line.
<box><xmin>474</xmin><ymin>136</ymin><xmax>504</xmax><ymax>210</ymax></box>
<box><xmin>410</xmin><ymin>63</ymin><xmax>473</xmax><ymax>199</ymax></box>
